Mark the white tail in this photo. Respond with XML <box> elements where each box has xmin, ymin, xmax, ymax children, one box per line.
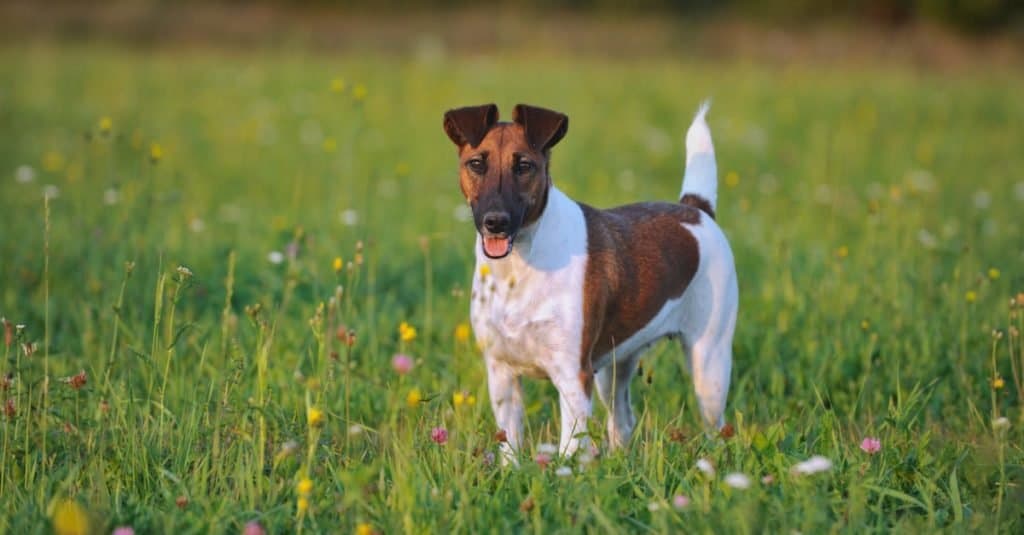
<box><xmin>680</xmin><ymin>101</ymin><xmax>718</xmax><ymax>217</ymax></box>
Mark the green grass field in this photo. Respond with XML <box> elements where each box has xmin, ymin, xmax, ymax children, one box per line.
<box><xmin>2</xmin><ymin>43</ymin><xmax>1023</xmax><ymax>533</ymax></box>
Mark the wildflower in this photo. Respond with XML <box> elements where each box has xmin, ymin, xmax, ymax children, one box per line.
<box><xmin>965</xmin><ymin>291</ymin><xmax>977</xmax><ymax>303</ymax></box>
<box><xmin>482</xmin><ymin>450</ymin><xmax>496</xmax><ymax>466</ymax></box>
<box><xmin>391</xmin><ymin>354</ymin><xmax>414</xmax><ymax>375</ymax></box>
<box><xmin>3</xmin><ymin>318</ymin><xmax>11</xmax><ymax>348</ymax></box>
<box><xmin>555</xmin><ymin>466</ymin><xmax>572</xmax><ymax>477</ymax></box>
<box><xmin>340</xmin><ymin>209</ymin><xmax>359</xmax><ymax>226</ymax></box>
<box><xmin>112</xmin><ymin>527</ymin><xmax>135</xmax><ymax>535</ymax></box>
<box><xmin>3</xmin><ymin>398</ymin><xmax>14</xmax><ymax>418</ymax></box>
<box><xmin>534</xmin><ymin>452</ymin><xmax>552</xmax><ymax>468</ymax></box>
<box><xmin>761</xmin><ymin>474</ymin><xmax>775</xmax><ymax>485</ymax></box>
<box><xmin>406</xmin><ymin>388</ymin><xmax>422</xmax><ymax>408</ymax></box>
<box><xmin>494</xmin><ymin>429</ymin><xmax>508</xmax><ymax>443</ymax></box>
<box><xmin>296</xmin><ymin>497</ymin><xmax>309</xmax><ymax>514</ymax></box>
<box><xmin>296</xmin><ymin>477</ymin><xmax>313</xmax><ymax>496</ymax></box>
<box><xmin>453</xmin><ymin>391</ymin><xmax>464</xmax><ymax>407</ymax></box>
<box><xmin>333</xmin><ymin>256</ymin><xmax>344</xmax><ymax>272</ymax></box>
<box><xmin>479</xmin><ymin>264</ymin><xmax>491</xmax><ymax>278</ymax></box>
<box><xmin>398</xmin><ymin>321</ymin><xmax>417</xmax><ymax>342</ymax></box>
<box><xmin>647</xmin><ymin>502</ymin><xmax>661</xmax><ymax>512</ymax></box>
<box><xmin>988</xmin><ymin>268</ymin><xmax>1000</xmax><ymax>280</ymax></box>
<box><xmin>267</xmin><ymin>251</ymin><xmax>285</xmax><ymax>264</ymax></box>
<box><xmin>673</xmin><ymin>494</ymin><xmax>690</xmax><ymax>509</ymax></box>
<box><xmin>454</xmin><ymin>322</ymin><xmax>471</xmax><ymax>343</ymax></box>
<box><xmin>307</xmin><ymin>407</ymin><xmax>325</xmax><ymax>428</ymax></box>
<box><xmin>330</xmin><ymin>77</ymin><xmax>346</xmax><ymax>93</ymax></box>
<box><xmin>724</xmin><ymin>473</ymin><xmax>751</xmax><ymax>489</ymax></box>
<box><xmin>1</xmin><ymin>374</ymin><xmax>11</xmax><ymax>391</ymax></box>
<box><xmin>176</xmin><ymin>265</ymin><xmax>193</xmax><ymax>279</ymax></box>
<box><xmin>43</xmin><ymin>184</ymin><xmax>60</xmax><ymax>199</ymax></box>
<box><xmin>725</xmin><ymin>171</ymin><xmax>739</xmax><ymax>188</ymax></box>
<box><xmin>64</xmin><ymin>370</ymin><xmax>87</xmax><ymax>390</ymax></box>
<box><xmin>537</xmin><ymin>443</ymin><xmax>558</xmax><ymax>455</ymax></box>
<box><xmin>973</xmin><ymin>190</ymin><xmax>991</xmax><ymax>210</ymax></box>
<box><xmin>836</xmin><ymin>245</ymin><xmax>849</xmax><ymax>259</ymax></box>
<box><xmin>189</xmin><ymin>218</ymin><xmax>205</xmax><ymax>233</ymax></box>
<box><xmin>348</xmin><ymin>424</ymin><xmax>364</xmax><ymax>436</ymax></box>
<box><xmin>149</xmin><ymin>142</ymin><xmax>163</xmax><ymax>163</ymax></box>
<box><xmin>175</xmin><ymin>495</ymin><xmax>188</xmax><ymax>509</ymax></box>
<box><xmin>98</xmin><ymin>116</ymin><xmax>113</xmax><ymax>134</ymax></box>
<box><xmin>860</xmin><ymin>437</ymin><xmax>881</xmax><ymax>455</ymax></box>
<box><xmin>431</xmin><ymin>427</ymin><xmax>449</xmax><ymax>445</ymax></box>
<box><xmin>15</xmin><ymin>165</ymin><xmax>35</xmax><ymax>183</ymax></box>
<box><xmin>993</xmin><ymin>416</ymin><xmax>1010</xmax><ymax>430</ymax></box>
<box><xmin>695</xmin><ymin>458</ymin><xmax>715</xmax><ymax>476</ymax></box>
<box><xmin>51</xmin><ymin>499</ymin><xmax>89</xmax><ymax>535</ymax></box>
<box><xmin>993</xmin><ymin>376</ymin><xmax>1005</xmax><ymax>390</ymax></box>
<box><xmin>860</xmin><ymin>319</ymin><xmax>870</xmax><ymax>331</ymax></box>
<box><xmin>355</xmin><ymin>523</ymin><xmax>373</xmax><ymax>535</ymax></box>
<box><xmin>323</xmin><ymin>137</ymin><xmax>337</xmax><ymax>153</ymax></box>
<box><xmin>352</xmin><ymin>84</ymin><xmax>368</xmax><ymax>102</ymax></box>
<box><xmin>791</xmin><ymin>455</ymin><xmax>833</xmax><ymax>475</ymax></box>
<box><xmin>43</xmin><ymin>150</ymin><xmax>65</xmax><ymax>172</ymax></box>
<box><xmin>242</xmin><ymin>521</ymin><xmax>266</xmax><ymax>535</ymax></box>
<box><xmin>718</xmin><ymin>422</ymin><xmax>735</xmax><ymax>439</ymax></box>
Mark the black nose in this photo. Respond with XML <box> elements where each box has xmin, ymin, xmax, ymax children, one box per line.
<box><xmin>482</xmin><ymin>211</ymin><xmax>511</xmax><ymax>234</ymax></box>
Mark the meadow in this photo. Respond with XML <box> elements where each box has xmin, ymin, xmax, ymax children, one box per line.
<box><xmin>1</xmin><ymin>42</ymin><xmax>1023</xmax><ymax>533</ymax></box>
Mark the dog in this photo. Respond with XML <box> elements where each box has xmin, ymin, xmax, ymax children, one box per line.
<box><xmin>443</xmin><ymin>102</ymin><xmax>737</xmax><ymax>461</ymax></box>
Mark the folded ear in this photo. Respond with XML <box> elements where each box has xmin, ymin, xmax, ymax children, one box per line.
<box><xmin>513</xmin><ymin>104</ymin><xmax>568</xmax><ymax>152</ymax></box>
<box><xmin>443</xmin><ymin>104</ymin><xmax>499</xmax><ymax>148</ymax></box>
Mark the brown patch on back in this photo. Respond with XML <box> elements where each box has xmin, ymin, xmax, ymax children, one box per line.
<box><xmin>578</xmin><ymin>202</ymin><xmax>702</xmax><ymax>366</ymax></box>
<box><xmin>680</xmin><ymin>193</ymin><xmax>715</xmax><ymax>219</ymax></box>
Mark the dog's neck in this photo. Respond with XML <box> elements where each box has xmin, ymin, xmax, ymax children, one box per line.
<box><xmin>478</xmin><ymin>185</ymin><xmax>579</xmax><ymax>276</ymax></box>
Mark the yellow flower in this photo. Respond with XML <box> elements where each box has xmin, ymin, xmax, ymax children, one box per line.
<box><xmin>98</xmin><ymin>116</ymin><xmax>112</xmax><ymax>134</ymax></box>
<box><xmin>725</xmin><ymin>171</ymin><xmax>740</xmax><ymax>188</ymax></box>
<box><xmin>399</xmin><ymin>321</ymin><xmax>417</xmax><ymax>342</ymax></box>
<box><xmin>988</xmin><ymin>268</ymin><xmax>1001</xmax><ymax>280</ymax></box>
<box><xmin>297</xmin><ymin>477</ymin><xmax>313</xmax><ymax>495</ymax></box>
<box><xmin>395</xmin><ymin>162</ymin><xmax>411</xmax><ymax>176</ymax></box>
<box><xmin>355</xmin><ymin>523</ymin><xmax>374</xmax><ymax>535</ymax></box>
<box><xmin>965</xmin><ymin>291</ymin><xmax>977</xmax><ymax>303</ymax></box>
<box><xmin>453</xmin><ymin>391</ymin><xmax>465</xmax><ymax>407</ymax></box>
<box><xmin>352</xmin><ymin>84</ymin><xmax>368</xmax><ymax>102</ymax></box>
<box><xmin>406</xmin><ymin>387</ymin><xmax>422</xmax><ymax>408</ymax></box>
<box><xmin>333</xmin><ymin>256</ymin><xmax>344</xmax><ymax>272</ymax></box>
<box><xmin>467</xmin><ymin>394</ymin><xmax>476</xmax><ymax>406</ymax></box>
<box><xmin>454</xmin><ymin>323</ymin><xmax>471</xmax><ymax>343</ymax></box>
<box><xmin>323</xmin><ymin>137</ymin><xmax>337</xmax><ymax>153</ymax></box>
<box><xmin>479</xmin><ymin>264</ymin><xmax>491</xmax><ymax>278</ymax></box>
<box><xmin>993</xmin><ymin>377</ymin><xmax>1005</xmax><ymax>390</ymax></box>
<box><xmin>330</xmin><ymin>77</ymin><xmax>347</xmax><ymax>93</ymax></box>
<box><xmin>836</xmin><ymin>245</ymin><xmax>849</xmax><ymax>259</ymax></box>
<box><xmin>860</xmin><ymin>319</ymin><xmax>870</xmax><ymax>331</ymax></box>
<box><xmin>297</xmin><ymin>497</ymin><xmax>309</xmax><ymax>514</ymax></box>
<box><xmin>43</xmin><ymin>150</ymin><xmax>65</xmax><ymax>172</ymax></box>
<box><xmin>307</xmin><ymin>407</ymin><xmax>325</xmax><ymax>428</ymax></box>
<box><xmin>149</xmin><ymin>142</ymin><xmax>163</xmax><ymax>163</ymax></box>
<box><xmin>51</xmin><ymin>499</ymin><xmax>89</xmax><ymax>535</ymax></box>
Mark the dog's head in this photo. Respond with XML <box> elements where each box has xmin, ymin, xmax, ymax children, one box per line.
<box><xmin>443</xmin><ymin>104</ymin><xmax>568</xmax><ymax>259</ymax></box>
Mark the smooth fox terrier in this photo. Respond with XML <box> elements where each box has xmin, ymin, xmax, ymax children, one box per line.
<box><xmin>443</xmin><ymin>102</ymin><xmax>738</xmax><ymax>461</ymax></box>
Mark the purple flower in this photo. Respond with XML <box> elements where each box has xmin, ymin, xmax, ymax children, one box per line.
<box><xmin>431</xmin><ymin>426</ymin><xmax>448</xmax><ymax>445</ymax></box>
<box><xmin>112</xmin><ymin>527</ymin><xmax>135</xmax><ymax>535</ymax></box>
<box><xmin>392</xmin><ymin>354</ymin><xmax>414</xmax><ymax>375</ymax></box>
<box><xmin>242</xmin><ymin>521</ymin><xmax>266</xmax><ymax>535</ymax></box>
<box><xmin>860</xmin><ymin>437</ymin><xmax>881</xmax><ymax>455</ymax></box>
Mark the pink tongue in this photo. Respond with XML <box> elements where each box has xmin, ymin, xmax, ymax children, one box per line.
<box><xmin>483</xmin><ymin>236</ymin><xmax>510</xmax><ymax>257</ymax></box>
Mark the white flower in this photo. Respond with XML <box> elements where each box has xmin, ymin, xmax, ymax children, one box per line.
<box><xmin>453</xmin><ymin>204</ymin><xmax>473</xmax><ymax>223</ymax></box>
<box><xmin>916</xmin><ymin>229</ymin><xmax>938</xmax><ymax>250</ymax></box>
<box><xmin>973</xmin><ymin>190</ymin><xmax>991</xmax><ymax>210</ymax></box>
<box><xmin>103</xmin><ymin>188</ymin><xmax>120</xmax><ymax>205</ymax></box>
<box><xmin>993</xmin><ymin>416</ymin><xmax>1010</xmax><ymax>430</ymax></box>
<box><xmin>43</xmin><ymin>184</ymin><xmax>60</xmax><ymax>199</ymax></box>
<box><xmin>537</xmin><ymin>443</ymin><xmax>558</xmax><ymax>455</ymax></box>
<box><xmin>175</xmin><ymin>265</ymin><xmax>193</xmax><ymax>278</ymax></box>
<box><xmin>189</xmin><ymin>218</ymin><xmax>205</xmax><ymax>233</ymax></box>
<box><xmin>646</xmin><ymin>501</ymin><xmax>661</xmax><ymax>512</ymax></box>
<box><xmin>267</xmin><ymin>251</ymin><xmax>285</xmax><ymax>264</ymax></box>
<box><xmin>555</xmin><ymin>466</ymin><xmax>572</xmax><ymax>477</ymax></box>
<box><xmin>724</xmin><ymin>472</ymin><xmax>751</xmax><ymax>489</ymax></box>
<box><xmin>791</xmin><ymin>455</ymin><xmax>833</xmax><ymax>475</ymax></box>
<box><xmin>15</xmin><ymin>165</ymin><xmax>35</xmax><ymax>183</ymax></box>
<box><xmin>348</xmin><ymin>424</ymin><xmax>364</xmax><ymax>436</ymax></box>
<box><xmin>340</xmin><ymin>209</ymin><xmax>359</xmax><ymax>226</ymax></box>
<box><xmin>695</xmin><ymin>458</ymin><xmax>715</xmax><ymax>476</ymax></box>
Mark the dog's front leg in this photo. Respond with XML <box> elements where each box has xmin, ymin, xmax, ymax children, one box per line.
<box><xmin>550</xmin><ymin>362</ymin><xmax>593</xmax><ymax>457</ymax></box>
<box><xmin>486</xmin><ymin>357</ymin><xmax>524</xmax><ymax>465</ymax></box>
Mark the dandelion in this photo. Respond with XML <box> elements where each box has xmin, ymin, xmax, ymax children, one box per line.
<box><xmin>398</xmin><ymin>321</ymin><xmax>417</xmax><ymax>342</ymax></box>
<box><xmin>725</xmin><ymin>171</ymin><xmax>740</xmax><ymax>188</ymax></box>
<box><xmin>391</xmin><ymin>354</ymin><xmax>414</xmax><ymax>375</ymax></box>
<box><xmin>860</xmin><ymin>437</ymin><xmax>881</xmax><ymax>455</ymax></box>
<box><xmin>537</xmin><ymin>443</ymin><xmax>558</xmax><ymax>455</ymax></box>
<box><xmin>355</xmin><ymin>524</ymin><xmax>373</xmax><ymax>535</ymax></box>
<box><xmin>406</xmin><ymin>387</ymin><xmax>422</xmax><ymax>408</ymax></box>
<box><xmin>330</xmin><ymin>77</ymin><xmax>346</xmax><ymax>93</ymax></box>
<box><xmin>307</xmin><ymin>407</ymin><xmax>324</xmax><ymax>428</ymax></box>
<box><xmin>43</xmin><ymin>150</ymin><xmax>65</xmax><ymax>172</ymax></box>
<box><xmin>267</xmin><ymin>251</ymin><xmax>285</xmax><ymax>264</ymax></box>
<box><xmin>149</xmin><ymin>142</ymin><xmax>163</xmax><ymax>163</ymax></box>
<box><xmin>340</xmin><ymin>209</ymin><xmax>359</xmax><ymax>226</ymax></box>
<box><xmin>993</xmin><ymin>376</ymin><xmax>1005</xmax><ymax>390</ymax></box>
<box><xmin>988</xmin><ymin>268</ymin><xmax>1000</xmax><ymax>280</ymax></box>
<box><xmin>98</xmin><ymin>116</ymin><xmax>113</xmax><ymax>134</ymax></box>
<box><xmin>695</xmin><ymin>458</ymin><xmax>715</xmax><ymax>476</ymax></box>
<box><xmin>51</xmin><ymin>499</ymin><xmax>89</xmax><ymax>535</ymax></box>
<box><xmin>431</xmin><ymin>426</ymin><xmax>449</xmax><ymax>445</ymax></box>
<box><xmin>112</xmin><ymin>527</ymin><xmax>135</xmax><ymax>535</ymax></box>
<box><xmin>322</xmin><ymin>137</ymin><xmax>337</xmax><ymax>153</ymax></box>
<box><xmin>43</xmin><ymin>184</ymin><xmax>60</xmax><ymax>199</ymax></box>
<box><xmin>296</xmin><ymin>477</ymin><xmax>313</xmax><ymax>496</ymax></box>
<box><xmin>242</xmin><ymin>521</ymin><xmax>266</xmax><ymax>535</ymax></box>
<box><xmin>993</xmin><ymin>416</ymin><xmax>1010</xmax><ymax>430</ymax></box>
<box><xmin>452</xmin><ymin>391</ymin><xmax>464</xmax><ymax>407</ymax></box>
<box><xmin>647</xmin><ymin>501</ymin><xmax>661</xmax><ymax>512</ymax></box>
<box><xmin>296</xmin><ymin>497</ymin><xmax>309</xmax><ymax>514</ymax></box>
<box><xmin>15</xmin><ymin>165</ymin><xmax>35</xmax><ymax>183</ymax></box>
<box><xmin>555</xmin><ymin>466</ymin><xmax>573</xmax><ymax>477</ymax></box>
<box><xmin>454</xmin><ymin>322</ymin><xmax>471</xmax><ymax>343</ymax></box>
<box><xmin>333</xmin><ymin>256</ymin><xmax>344</xmax><ymax>272</ymax></box>
<box><xmin>352</xmin><ymin>84</ymin><xmax>368</xmax><ymax>102</ymax></box>
<box><xmin>791</xmin><ymin>455</ymin><xmax>833</xmax><ymax>475</ymax></box>
<box><xmin>836</xmin><ymin>245</ymin><xmax>849</xmax><ymax>259</ymax></box>
<box><xmin>673</xmin><ymin>494</ymin><xmax>690</xmax><ymax>509</ymax></box>
<box><xmin>724</xmin><ymin>473</ymin><xmax>751</xmax><ymax>489</ymax></box>
<box><xmin>479</xmin><ymin>264</ymin><xmax>491</xmax><ymax>278</ymax></box>
<box><xmin>189</xmin><ymin>218</ymin><xmax>205</xmax><ymax>233</ymax></box>
<box><xmin>965</xmin><ymin>291</ymin><xmax>977</xmax><ymax>303</ymax></box>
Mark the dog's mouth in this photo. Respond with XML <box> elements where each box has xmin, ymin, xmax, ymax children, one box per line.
<box><xmin>481</xmin><ymin>233</ymin><xmax>514</xmax><ymax>259</ymax></box>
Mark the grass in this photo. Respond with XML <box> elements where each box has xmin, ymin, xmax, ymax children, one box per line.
<box><xmin>1</xmin><ymin>42</ymin><xmax>1023</xmax><ymax>533</ymax></box>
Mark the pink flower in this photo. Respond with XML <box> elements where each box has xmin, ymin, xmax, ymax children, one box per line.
<box><xmin>242</xmin><ymin>522</ymin><xmax>266</xmax><ymax>535</ymax></box>
<box><xmin>430</xmin><ymin>426</ymin><xmax>448</xmax><ymax>445</ymax></box>
<box><xmin>112</xmin><ymin>528</ymin><xmax>135</xmax><ymax>535</ymax></box>
<box><xmin>534</xmin><ymin>452</ymin><xmax>552</xmax><ymax>469</ymax></box>
<box><xmin>672</xmin><ymin>494</ymin><xmax>690</xmax><ymax>509</ymax></box>
<box><xmin>391</xmin><ymin>353</ymin><xmax>414</xmax><ymax>375</ymax></box>
<box><xmin>860</xmin><ymin>436</ymin><xmax>881</xmax><ymax>455</ymax></box>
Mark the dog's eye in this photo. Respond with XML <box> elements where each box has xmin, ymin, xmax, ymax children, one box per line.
<box><xmin>514</xmin><ymin>161</ymin><xmax>534</xmax><ymax>175</ymax></box>
<box><xmin>466</xmin><ymin>159</ymin><xmax>486</xmax><ymax>174</ymax></box>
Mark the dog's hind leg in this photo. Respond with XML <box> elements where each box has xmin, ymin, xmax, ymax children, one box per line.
<box><xmin>595</xmin><ymin>353</ymin><xmax>640</xmax><ymax>449</ymax></box>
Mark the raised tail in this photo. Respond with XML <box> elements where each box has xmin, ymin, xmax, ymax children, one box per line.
<box><xmin>680</xmin><ymin>101</ymin><xmax>717</xmax><ymax>219</ymax></box>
